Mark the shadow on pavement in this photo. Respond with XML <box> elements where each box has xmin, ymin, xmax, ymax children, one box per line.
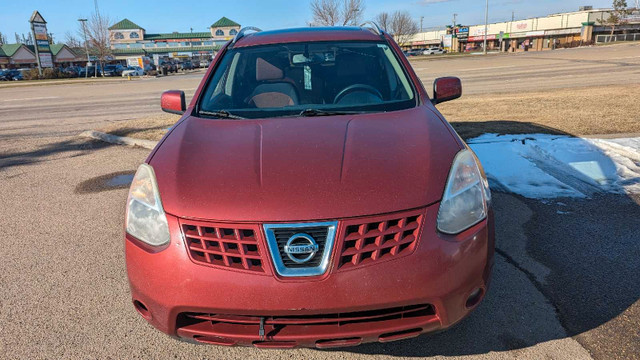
<box><xmin>0</xmin><ymin>138</ymin><xmax>112</xmax><ymax>170</ymax></box>
<box><xmin>339</xmin><ymin>121</ymin><xmax>639</xmax><ymax>358</ymax></box>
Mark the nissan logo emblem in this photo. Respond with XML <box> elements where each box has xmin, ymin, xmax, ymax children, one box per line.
<box><xmin>283</xmin><ymin>233</ymin><xmax>319</xmax><ymax>264</ymax></box>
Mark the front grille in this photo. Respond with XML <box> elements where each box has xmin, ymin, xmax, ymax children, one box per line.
<box><xmin>272</xmin><ymin>227</ymin><xmax>328</xmax><ymax>268</ymax></box>
<box><xmin>180</xmin><ymin>219</ymin><xmax>265</xmax><ymax>273</ymax></box>
<box><xmin>337</xmin><ymin>209</ymin><xmax>425</xmax><ymax>270</ymax></box>
<box><xmin>263</xmin><ymin>222</ymin><xmax>338</xmax><ymax>277</ymax></box>
<box><xmin>179</xmin><ymin>304</ymin><xmax>435</xmax><ymax>328</ymax></box>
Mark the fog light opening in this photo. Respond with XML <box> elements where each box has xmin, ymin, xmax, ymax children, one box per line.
<box><xmin>133</xmin><ymin>300</ymin><xmax>152</xmax><ymax>320</ymax></box>
<box><xmin>465</xmin><ymin>287</ymin><xmax>484</xmax><ymax>309</ymax></box>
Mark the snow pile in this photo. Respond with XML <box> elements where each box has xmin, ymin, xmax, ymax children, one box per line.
<box><xmin>468</xmin><ymin>134</ymin><xmax>640</xmax><ymax>199</ymax></box>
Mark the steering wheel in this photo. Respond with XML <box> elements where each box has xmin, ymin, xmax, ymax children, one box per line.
<box><xmin>334</xmin><ymin>84</ymin><xmax>383</xmax><ymax>104</ymax></box>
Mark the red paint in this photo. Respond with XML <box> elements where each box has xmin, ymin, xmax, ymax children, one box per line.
<box><xmin>126</xmin><ymin>27</ymin><xmax>494</xmax><ymax>348</ymax></box>
<box><xmin>160</xmin><ymin>90</ymin><xmax>185</xmax><ymax>114</ymax></box>
<box><xmin>433</xmin><ymin>77</ymin><xmax>463</xmax><ymax>104</ymax></box>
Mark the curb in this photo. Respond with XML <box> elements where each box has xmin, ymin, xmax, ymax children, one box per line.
<box><xmin>80</xmin><ymin>130</ymin><xmax>158</xmax><ymax>150</ymax></box>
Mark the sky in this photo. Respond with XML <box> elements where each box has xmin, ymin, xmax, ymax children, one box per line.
<box><xmin>0</xmin><ymin>0</ymin><xmax>615</xmax><ymax>43</ymax></box>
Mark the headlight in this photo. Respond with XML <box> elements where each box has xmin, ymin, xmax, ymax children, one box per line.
<box><xmin>437</xmin><ymin>149</ymin><xmax>491</xmax><ymax>235</ymax></box>
<box><xmin>126</xmin><ymin>164</ymin><xmax>170</xmax><ymax>246</ymax></box>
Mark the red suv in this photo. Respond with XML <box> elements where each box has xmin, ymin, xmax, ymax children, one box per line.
<box><xmin>125</xmin><ymin>25</ymin><xmax>494</xmax><ymax>349</ymax></box>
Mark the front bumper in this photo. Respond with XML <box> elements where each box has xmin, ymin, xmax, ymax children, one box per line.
<box><xmin>125</xmin><ymin>202</ymin><xmax>494</xmax><ymax>348</ymax></box>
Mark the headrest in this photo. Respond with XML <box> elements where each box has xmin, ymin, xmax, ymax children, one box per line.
<box><xmin>256</xmin><ymin>58</ymin><xmax>283</xmax><ymax>81</ymax></box>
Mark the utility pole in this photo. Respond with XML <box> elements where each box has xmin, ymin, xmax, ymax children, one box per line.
<box><xmin>483</xmin><ymin>0</ymin><xmax>489</xmax><ymax>55</ymax></box>
<box><xmin>78</xmin><ymin>18</ymin><xmax>90</xmax><ymax>78</ymax></box>
<box><xmin>512</xmin><ymin>11</ymin><xmax>515</xmax><ymax>22</ymax></box>
<box><xmin>420</xmin><ymin>16</ymin><xmax>424</xmax><ymax>32</ymax></box>
<box><xmin>453</xmin><ymin>13</ymin><xmax>457</xmax><ymax>28</ymax></box>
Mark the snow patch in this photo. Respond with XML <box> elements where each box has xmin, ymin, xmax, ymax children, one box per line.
<box><xmin>468</xmin><ymin>134</ymin><xmax>640</xmax><ymax>199</ymax></box>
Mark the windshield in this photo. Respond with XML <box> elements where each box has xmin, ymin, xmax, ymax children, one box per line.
<box><xmin>198</xmin><ymin>41</ymin><xmax>416</xmax><ymax>119</ymax></box>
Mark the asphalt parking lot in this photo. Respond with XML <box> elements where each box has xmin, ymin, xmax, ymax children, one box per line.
<box><xmin>1</xmin><ymin>43</ymin><xmax>639</xmax><ymax>359</ymax></box>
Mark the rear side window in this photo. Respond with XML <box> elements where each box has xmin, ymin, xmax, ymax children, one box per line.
<box><xmin>198</xmin><ymin>41</ymin><xmax>416</xmax><ymax>119</ymax></box>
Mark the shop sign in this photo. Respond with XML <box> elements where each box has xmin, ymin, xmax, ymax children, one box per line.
<box><xmin>470</xmin><ymin>27</ymin><xmax>485</xmax><ymax>36</ymax></box>
<box><xmin>545</xmin><ymin>28</ymin><xmax>580</xmax><ymax>36</ymax></box>
<box><xmin>456</xmin><ymin>26</ymin><xmax>469</xmax><ymax>39</ymax></box>
<box><xmin>38</xmin><ymin>53</ymin><xmax>53</xmax><ymax>68</ymax></box>
<box><xmin>526</xmin><ymin>31</ymin><xmax>545</xmax><ymax>37</ymax></box>
<box><xmin>514</xmin><ymin>22</ymin><xmax>529</xmax><ymax>31</ymax></box>
<box><xmin>443</xmin><ymin>34</ymin><xmax>453</xmax><ymax>48</ymax></box>
<box><xmin>33</xmin><ymin>23</ymin><xmax>48</xmax><ymax>41</ymax></box>
<box><xmin>623</xmin><ymin>14</ymin><xmax>640</xmax><ymax>23</ymax></box>
<box><xmin>30</xmin><ymin>10</ymin><xmax>53</xmax><ymax>71</ymax></box>
<box><xmin>468</xmin><ymin>34</ymin><xmax>496</xmax><ymax>42</ymax></box>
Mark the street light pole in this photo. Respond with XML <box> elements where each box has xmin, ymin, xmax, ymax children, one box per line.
<box><xmin>78</xmin><ymin>19</ymin><xmax>89</xmax><ymax>78</ymax></box>
<box><xmin>483</xmin><ymin>0</ymin><xmax>489</xmax><ymax>55</ymax></box>
<box><xmin>78</xmin><ymin>19</ymin><xmax>90</xmax><ymax>77</ymax></box>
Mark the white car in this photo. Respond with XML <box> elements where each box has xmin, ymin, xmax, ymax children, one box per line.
<box><xmin>121</xmin><ymin>66</ymin><xmax>144</xmax><ymax>77</ymax></box>
<box><xmin>424</xmin><ymin>47</ymin><xmax>446</xmax><ymax>55</ymax></box>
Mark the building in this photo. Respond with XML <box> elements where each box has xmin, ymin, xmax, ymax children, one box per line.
<box><xmin>108</xmin><ymin>16</ymin><xmax>241</xmax><ymax>59</ymax></box>
<box><xmin>406</xmin><ymin>7</ymin><xmax>640</xmax><ymax>52</ymax></box>
<box><xmin>0</xmin><ymin>43</ymin><xmax>81</xmax><ymax>69</ymax></box>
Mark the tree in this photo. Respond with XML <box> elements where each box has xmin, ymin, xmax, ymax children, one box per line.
<box><xmin>374</xmin><ymin>12</ymin><xmax>390</xmax><ymax>32</ymax></box>
<box><xmin>82</xmin><ymin>11</ymin><xmax>112</xmax><ymax>72</ymax></box>
<box><xmin>64</xmin><ymin>31</ymin><xmax>83</xmax><ymax>49</ymax></box>
<box><xmin>0</xmin><ymin>32</ymin><xmax>7</xmax><ymax>45</ymax></box>
<box><xmin>388</xmin><ymin>11</ymin><xmax>419</xmax><ymax>46</ymax></box>
<box><xmin>598</xmin><ymin>0</ymin><xmax>631</xmax><ymax>36</ymax></box>
<box><xmin>310</xmin><ymin>0</ymin><xmax>365</xmax><ymax>26</ymax></box>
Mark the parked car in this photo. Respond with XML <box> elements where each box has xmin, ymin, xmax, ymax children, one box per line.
<box><xmin>125</xmin><ymin>26</ymin><xmax>493</xmax><ymax>348</ymax></box>
<box><xmin>63</xmin><ymin>66</ymin><xmax>81</xmax><ymax>77</ymax></box>
<box><xmin>121</xmin><ymin>66</ymin><xmax>144</xmax><ymax>77</ymax></box>
<box><xmin>0</xmin><ymin>69</ymin><xmax>12</xmax><ymax>81</ymax></box>
<box><xmin>406</xmin><ymin>48</ymin><xmax>424</xmax><ymax>56</ymax></box>
<box><xmin>158</xmin><ymin>60</ymin><xmax>178</xmax><ymax>74</ymax></box>
<box><xmin>200</xmin><ymin>59</ymin><xmax>210</xmax><ymax>68</ymax></box>
<box><xmin>78</xmin><ymin>66</ymin><xmax>103</xmax><ymax>77</ymax></box>
<box><xmin>424</xmin><ymin>47</ymin><xmax>446</xmax><ymax>55</ymax></box>
<box><xmin>102</xmin><ymin>64</ymin><xmax>124</xmax><ymax>77</ymax></box>
<box><xmin>1</xmin><ymin>69</ymin><xmax>24</xmax><ymax>81</ymax></box>
<box><xmin>179</xmin><ymin>61</ymin><xmax>194</xmax><ymax>71</ymax></box>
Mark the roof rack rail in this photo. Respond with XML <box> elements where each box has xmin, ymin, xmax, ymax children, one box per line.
<box><xmin>232</xmin><ymin>27</ymin><xmax>262</xmax><ymax>44</ymax></box>
<box><xmin>360</xmin><ymin>21</ymin><xmax>384</xmax><ymax>36</ymax></box>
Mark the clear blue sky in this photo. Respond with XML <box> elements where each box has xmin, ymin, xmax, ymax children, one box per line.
<box><xmin>1</xmin><ymin>0</ymin><xmax>614</xmax><ymax>43</ymax></box>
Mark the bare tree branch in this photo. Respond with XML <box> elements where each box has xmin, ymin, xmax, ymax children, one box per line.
<box><xmin>389</xmin><ymin>11</ymin><xmax>419</xmax><ymax>46</ymax></box>
<box><xmin>311</xmin><ymin>0</ymin><xmax>341</xmax><ymax>26</ymax></box>
<box><xmin>84</xmin><ymin>12</ymin><xmax>112</xmax><ymax>64</ymax></box>
<box><xmin>311</xmin><ymin>0</ymin><xmax>364</xmax><ymax>26</ymax></box>
<box><xmin>64</xmin><ymin>31</ymin><xmax>82</xmax><ymax>49</ymax></box>
<box><xmin>341</xmin><ymin>0</ymin><xmax>365</xmax><ymax>26</ymax></box>
<box><xmin>375</xmin><ymin>12</ymin><xmax>390</xmax><ymax>32</ymax></box>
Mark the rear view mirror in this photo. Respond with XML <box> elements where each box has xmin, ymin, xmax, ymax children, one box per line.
<box><xmin>432</xmin><ymin>77</ymin><xmax>462</xmax><ymax>105</ymax></box>
<box><xmin>161</xmin><ymin>90</ymin><xmax>186</xmax><ymax>115</ymax></box>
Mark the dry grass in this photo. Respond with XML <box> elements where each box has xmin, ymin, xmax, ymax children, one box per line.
<box><xmin>99</xmin><ymin>113</ymin><xmax>180</xmax><ymax>141</ymax></box>
<box><xmin>99</xmin><ymin>84</ymin><xmax>640</xmax><ymax>142</ymax></box>
<box><xmin>439</xmin><ymin>84</ymin><xmax>640</xmax><ymax>139</ymax></box>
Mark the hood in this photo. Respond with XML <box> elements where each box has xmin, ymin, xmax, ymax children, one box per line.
<box><xmin>150</xmin><ymin>107</ymin><xmax>461</xmax><ymax>222</ymax></box>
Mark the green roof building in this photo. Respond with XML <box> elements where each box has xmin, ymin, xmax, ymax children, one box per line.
<box><xmin>108</xmin><ymin>17</ymin><xmax>240</xmax><ymax>58</ymax></box>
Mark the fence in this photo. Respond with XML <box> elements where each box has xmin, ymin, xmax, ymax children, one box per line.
<box><xmin>596</xmin><ymin>33</ymin><xmax>640</xmax><ymax>43</ymax></box>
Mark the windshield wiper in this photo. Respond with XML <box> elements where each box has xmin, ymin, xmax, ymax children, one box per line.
<box><xmin>298</xmin><ymin>109</ymin><xmax>363</xmax><ymax>117</ymax></box>
<box><xmin>199</xmin><ymin>110</ymin><xmax>246</xmax><ymax>119</ymax></box>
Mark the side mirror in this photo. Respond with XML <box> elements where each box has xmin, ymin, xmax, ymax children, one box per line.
<box><xmin>432</xmin><ymin>77</ymin><xmax>462</xmax><ymax>105</ymax></box>
<box><xmin>161</xmin><ymin>90</ymin><xmax>186</xmax><ymax>115</ymax></box>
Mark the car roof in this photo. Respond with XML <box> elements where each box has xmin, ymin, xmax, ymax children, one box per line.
<box><xmin>232</xmin><ymin>27</ymin><xmax>384</xmax><ymax>48</ymax></box>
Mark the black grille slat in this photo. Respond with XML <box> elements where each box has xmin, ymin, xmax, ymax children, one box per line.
<box><xmin>273</xmin><ymin>227</ymin><xmax>329</xmax><ymax>268</ymax></box>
